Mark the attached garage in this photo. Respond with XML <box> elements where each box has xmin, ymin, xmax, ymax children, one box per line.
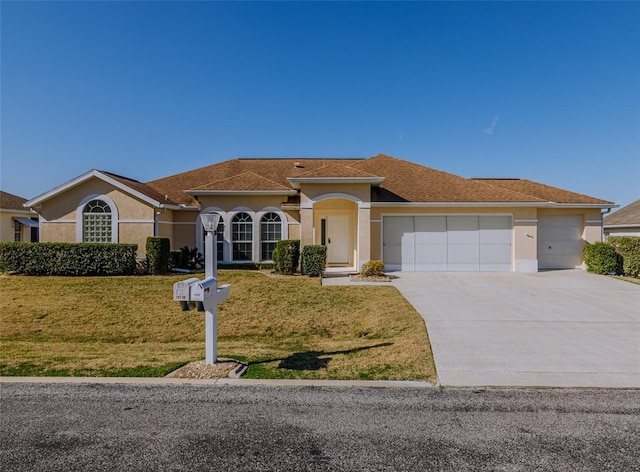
<box><xmin>537</xmin><ymin>215</ymin><xmax>583</xmax><ymax>269</ymax></box>
<box><xmin>383</xmin><ymin>215</ymin><xmax>512</xmax><ymax>272</ymax></box>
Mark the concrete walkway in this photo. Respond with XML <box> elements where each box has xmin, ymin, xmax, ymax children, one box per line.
<box><xmin>392</xmin><ymin>270</ymin><xmax>640</xmax><ymax>388</ymax></box>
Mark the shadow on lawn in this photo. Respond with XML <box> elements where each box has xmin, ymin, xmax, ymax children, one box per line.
<box><xmin>254</xmin><ymin>342</ymin><xmax>394</xmax><ymax>371</ymax></box>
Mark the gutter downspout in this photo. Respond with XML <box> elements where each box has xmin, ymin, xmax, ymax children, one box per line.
<box><xmin>601</xmin><ymin>207</ymin><xmax>613</xmax><ymax>241</ymax></box>
<box><xmin>154</xmin><ymin>207</ymin><xmax>167</xmax><ymax>237</ymax></box>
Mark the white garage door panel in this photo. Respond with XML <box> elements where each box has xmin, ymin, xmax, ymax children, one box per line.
<box><xmin>538</xmin><ymin>215</ymin><xmax>582</xmax><ymax>269</ymax></box>
<box><xmin>414</xmin><ymin>217</ymin><xmax>447</xmax><ymax>271</ymax></box>
<box><xmin>479</xmin><ymin>216</ymin><xmax>512</xmax><ymax>271</ymax></box>
<box><xmin>383</xmin><ymin>216</ymin><xmax>414</xmax><ymax>271</ymax></box>
<box><xmin>383</xmin><ymin>215</ymin><xmax>513</xmax><ymax>272</ymax></box>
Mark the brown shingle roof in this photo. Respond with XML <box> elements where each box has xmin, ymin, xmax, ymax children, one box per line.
<box><xmin>473</xmin><ymin>178</ymin><xmax>613</xmax><ymax>205</ymax></box>
<box><xmin>146</xmin><ymin>158</ymin><xmax>363</xmax><ymax>205</ymax></box>
<box><xmin>354</xmin><ymin>155</ymin><xmax>544</xmax><ymax>202</ymax></box>
<box><xmin>0</xmin><ymin>191</ymin><xmax>28</xmax><ymax>210</ymax></box>
<box><xmin>101</xmin><ymin>171</ymin><xmax>179</xmax><ymax>205</ymax></box>
<box><xmin>190</xmin><ymin>172</ymin><xmax>293</xmax><ymax>192</ymax></box>
<box><xmin>143</xmin><ymin>154</ymin><xmax>611</xmax><ymax>206</ymax></box>
<box><xmin>604</xmin><ymin>199</ymin><xmax>640</xmax><ymax>226</ymax></box>
<box><xmin>294</xmin><ymin>163</ymin><xmax>381</xmax><ymax>179</ymax></box>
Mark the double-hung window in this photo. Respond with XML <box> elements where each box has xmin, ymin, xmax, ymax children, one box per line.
<box><xmin>232</xmin><ymin>212</ymin><xmax>253</xmax><ymax>261</ymax></box>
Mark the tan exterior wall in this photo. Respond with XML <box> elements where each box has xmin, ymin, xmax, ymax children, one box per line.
<box><xmin>0</xmin><ymin>211</ymin><xmax>36</xmax><ymax>242</ymax></box>
<box><xmin>299</xmin><ymin>183</ymin><xmax>372</xmax><ymax>205</ymax></box>
<box><xmin>34</xmin><ymin>178</ymin><xmax>158</xmax><ymax>253</ymax></box>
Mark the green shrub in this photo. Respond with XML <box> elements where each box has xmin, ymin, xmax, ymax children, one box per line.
<box><xmin>583</xmin><ymin>242</ymin><xmax>619</xmax><ymax>275</ymax></box>
<box><xmin>170</xmin><ymin>250</ymin><xmax>182</xmax><ymax>270</ymax></box>
<box><xmin>302</xmin><ymin>245</ymin><xmax>327</xmax><ymax>277</ymax></box>
<box><xmin>0</xmin><ymin>242</ymin><xmax>137</xmax><ymax>276</ymax></box>
<box><xmin>361</xmin><ymin>260</ymin><xmax>385</xmax><ymax>277</ymax></box>
<box><xmin>146</xmin><ymin>237</ymin><xmax>170</xmax><ymax>275</ymax></box>
<box><xmin>608</xmin><ymin>236</ymin><xmax>640</xmax><ymax>277</ymax></box>
<box><xmin>179</xmin><ymin>246</ymin><xmax>203</xmax><ymax>270</ymax></box>
<box><xmin>273</xmin><ymin>240</ymin><xmax>300</xmax><ymax>275</ymax></box>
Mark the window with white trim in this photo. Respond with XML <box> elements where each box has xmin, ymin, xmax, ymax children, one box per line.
<box><xmin>14</xmin><ymin>220</ymin><xmax>22</xmax><ymax>242</ymax></box>
<box><xmin>83</xmin><ymin>199</ymin><xmax>112</xmax><ymax>242</ymax></box>
<box><xmin>260</xmin><ymin>212</ymin><xmax>282</xmax><ymax>261</ymax></box>
<box><xmin>232</xmin><ymin>212</ymin><xmax>253</xmax><ymax>261</ymax></box>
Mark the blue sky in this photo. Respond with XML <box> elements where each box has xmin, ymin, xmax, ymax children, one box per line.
<box><xmin>2</xmin><ymin>1</ymin><xmax>639</xmax><ymax>208</ymax></box>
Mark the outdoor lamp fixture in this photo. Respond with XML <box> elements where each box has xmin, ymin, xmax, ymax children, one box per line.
<box><xmin>200</xmin><ymin>212</ymin><xmax>220</xmax><ymax>233</ymax></box>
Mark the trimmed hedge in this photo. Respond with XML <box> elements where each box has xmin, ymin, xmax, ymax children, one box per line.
<box><xmin>273</xmin><ymin>239</ymin><xmax>300</xmax><ymax>275</ymax></box>
<box><xmin>302</xmin><ymin>245</ymin><xmax>326</xmax><ymax>277</ymax></box>
<box><xmin>583</xmin><ymin>242</ymin><xmax>619</xmax><ymax>275</ymax></box>
<box><xmin>146</xmin><ymin>237</ymin><xmax>170</xmax><ymax>275</ymax></box>
<box><xmin>0</xmin><ymin>242</ymin><xmax>137</xmax><ymax>276</ymax></box>
<box><xmin>608</xmin><ymin>236</ymin><xmax>640</xmax><ymax>277</ymax></box>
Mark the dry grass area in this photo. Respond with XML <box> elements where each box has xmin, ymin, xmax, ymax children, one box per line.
<box><xmin>0</xmin><ymin>271</ymin><xmax>436</xmax><ymax>381</ymax></box>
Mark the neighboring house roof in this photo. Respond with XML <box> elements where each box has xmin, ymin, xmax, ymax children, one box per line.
<box><xmin>0</xmin><ymin>190</ymin><xmax>29</xmax><ymax>211</ymax></box>
<box><xmin>604</xmin><ymin>199</ymin><xmax>640</xmax><ymax>227</ymax></box>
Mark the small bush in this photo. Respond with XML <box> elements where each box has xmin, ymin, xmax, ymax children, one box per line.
<box><xmin>146</xmin><ymin>237</ymin><xmax>170</xmax><ymax>275</ymax></box>
<box><xmin>608</xmin><ymin>236</ymin><xmax>640</xmax><ymax>277</ymax></box>
<box><xmin>583</xmin><ymin>242</ymin><xmax>619</xmax><ymax>275</ymax></box>
<box><xmin>170</xmin><ymin>250</ymin><xmax>182</xmax><ymax>270</ymax></box>
<box><xmin>0</xmin><ymin>242</ymin><xmax>137</xmax><ymax>276</ymax></box>
<box><xmin>302</xmin><ymin>245</ymin><xmax>327</xmax><ymax>277</ymax></box>
<box><xmin>273</xmin><ymin>240</ymin><xmax>300</xmax><ymax>275</ymax></box>
<box><xmin>361</xmin><ymin>260</ymin><xmax>385</xmax><ymax>277</ymax></box>
<box><xmin>179</xmin><ymin>246</ymin><xmax>203</xmax><ymax>270</ymax></box>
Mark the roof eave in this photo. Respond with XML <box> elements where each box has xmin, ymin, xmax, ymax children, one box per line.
<box><xmin>371</xmin><ymin>201</ymin><xmax>617</xmax><ymax>208</ymax></box>
<box><xmin>287</xmin><ymin>177</ymin><xmax>385</xmax><ymax>189</ymax></box>
<box><xmin>184</xmin><ymin>190</ymin><xmax>298</xmax><ymax>196</ymax></box>
<box><xmin>604</xmin><ymin>223</ymin><xmax>640</xmax><ymax>228</ymax></box>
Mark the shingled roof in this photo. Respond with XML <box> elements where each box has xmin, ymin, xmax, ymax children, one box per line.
<box><xmin>0</xmin><ymin>191</ymin><xmax>29</xmax><ymax>210</ymax></box>
<box><xmin>144</xmin><ymin>154</ymin><xmax>612</xmax><ymax>206</ymax></box>
<box><xmin>604</xmin><ymin>199</ymin><xmax>640</xmax><ymax>226</ymax></box>
<box><xmin>473</xmin><ymin>178</ymin><xmax>613</xmax><ymax>205</ymax></box>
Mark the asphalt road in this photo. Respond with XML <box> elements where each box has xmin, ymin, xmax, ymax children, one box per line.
<box><xmin>2</xmin><ymin>382</ymin><xmax>639</xmax><ymax>471</ymax></box>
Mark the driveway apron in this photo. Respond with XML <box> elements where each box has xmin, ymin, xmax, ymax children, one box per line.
<box><xmin>393</xmin><ymin>270</ymin><xmax>640</xmax><ymax>388</ymax></box>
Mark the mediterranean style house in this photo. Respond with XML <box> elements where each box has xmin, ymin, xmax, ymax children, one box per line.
<box><xmin>0</xmin><ymin>191</ymin><xmax>39</xmax><ymax>243</ymax></box>
<box><xmin>25</xmin><ymin>154</ymin><xmax>615</xmax><ymax>272</ymax></box>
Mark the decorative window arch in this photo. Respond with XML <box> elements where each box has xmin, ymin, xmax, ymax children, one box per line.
<box><xmin>232</xmin><ymin>212</ymin><xmax>253</xmax><ymax>261</ymax></box>
<box><xmin>76</xmin><ymin>195</ymin><xmax>118</xmax><ymax>243</ymax></box>
<box><xmin>260</xmin><ymin>212</ymin><xmax>282</xmax><ymax>261</ymax></box>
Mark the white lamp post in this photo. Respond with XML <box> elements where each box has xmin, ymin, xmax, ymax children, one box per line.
<box><xmin>200</xmin><ymin>212</ymin><xmax>220</xmax><ymax>280</ymax></box>
<box><xmin>200</xmin><ymin>212</ymin><xmax>220</xmax><ymax>364</ymax></box>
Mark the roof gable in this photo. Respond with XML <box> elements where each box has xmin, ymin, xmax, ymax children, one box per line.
<box><xmin>26</xmin><ymin>170</ymin><xmax>177</xmax><ymax>208</ymax></box>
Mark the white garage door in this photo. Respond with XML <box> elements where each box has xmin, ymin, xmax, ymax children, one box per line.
<box><xmin>383</xmin><ymin>215</ymin><xmax>512</xmax><ymax>272</ymax></box>
<box><xmin>538</xmin><ymin>215</ymin><xmax>582</xmax><ymax>269</ymax></box>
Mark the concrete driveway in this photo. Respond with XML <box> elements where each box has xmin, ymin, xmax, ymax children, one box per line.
<box><xmin>392</xmin><ymin>270</ymin><xmax>640</xmax><ymax>388</ymax></box>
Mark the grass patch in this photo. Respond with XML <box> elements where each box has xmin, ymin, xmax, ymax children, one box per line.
<box><xmin>0</xmin><ymin>271</ymin><xmax>436</xmax><ymax>381</ymax></box>
<box><xmin>611</xmin><ymin>275</ymin><xmax>640</xmax><ymax>285</ymax></box>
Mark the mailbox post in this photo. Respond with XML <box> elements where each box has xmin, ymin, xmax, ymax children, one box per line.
<box><xmin>200</xmin><ymin>212</ymin><xmax>226</xmax><ymax>364</ymax></box>
<box><xmin>172</xmin><ymin>212</ymin><xmax>230</xmax><ymax>365</ymax></box>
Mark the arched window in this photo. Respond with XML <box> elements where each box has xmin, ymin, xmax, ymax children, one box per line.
<box><xmin>261</xmin><ymin>212</ymin><xmax>282</xmax><ymax>261</ymax></box>
<box><xmin>232</xmin><ymin>212</ymin><xmax>253</xmax><ymax>261</ymax></box>
<box><xmin>83</xmin><ymin>199</ymin><xmax>112</xmax><ymax>242</ymax></box>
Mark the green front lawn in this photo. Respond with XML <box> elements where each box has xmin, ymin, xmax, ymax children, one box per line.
<box><xmin>0</xmin><ymin>271</ymin><xmax>436</xmax><ymax>381</ymax></box>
